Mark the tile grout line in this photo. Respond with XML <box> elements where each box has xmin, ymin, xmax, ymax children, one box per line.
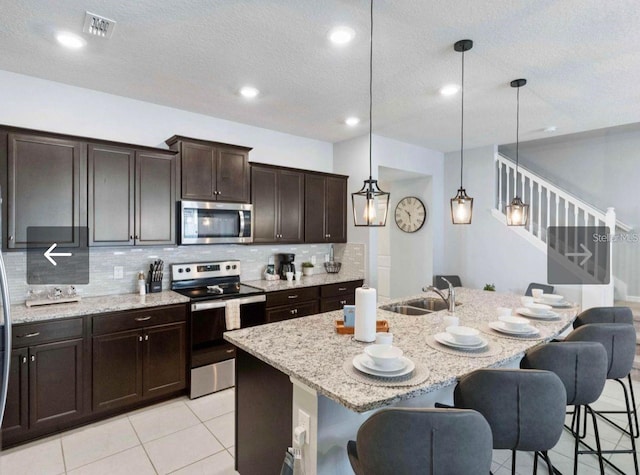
<box><xmin>126</xmin><ymin>412</ymin><xmax>160</xmax><ymax>475</ymax></box>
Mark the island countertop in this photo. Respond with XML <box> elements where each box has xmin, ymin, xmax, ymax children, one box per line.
<box><xmin>224</xmin><ymin>288</ymin><xmax>577</xmax><ymax>412</ymax></box>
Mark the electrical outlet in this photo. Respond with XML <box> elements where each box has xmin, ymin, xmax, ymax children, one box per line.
<box><xmin>298</xmin><ymin>409</ymin><xmax>310</xmax><ymax>444</ymax></box>
<box><xmin>113</xmin><ymin>266</ymin><xmax>124</xmax><ymax>279</ymax></box>
<box><xmin>311</xmin><ymin>255</ymin><xmax>316</xmax><ymax>265</ymax></box>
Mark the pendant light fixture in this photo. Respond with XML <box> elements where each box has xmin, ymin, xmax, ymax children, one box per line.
<box><xmin>506</xmin><ymin>78</ymin><xmax>529</xmax><ymax>226</ymax></box>
<box><xmin>450</xmin><ymin>39</ymin><xmax>474</xmax><ymax>224</ymax></box>
<box><xmin>351</xmin><ymin>0</ymin><xmax>389</xmax><ymax>227</ymax></box>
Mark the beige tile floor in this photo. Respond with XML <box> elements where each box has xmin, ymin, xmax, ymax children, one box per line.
<box><xmin>1</xmin><ymin>380</ymin><xmax>638</xmax><ymax>474</ymax></box>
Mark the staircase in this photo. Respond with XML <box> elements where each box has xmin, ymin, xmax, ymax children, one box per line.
<box><xmin>491</xmin><ymin>152</ymin><xmax>636</xmax><ymax>307</ymax></box>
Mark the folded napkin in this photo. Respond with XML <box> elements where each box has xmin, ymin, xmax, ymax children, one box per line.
<box><xmin>225</xmin><ymin>300</ymin><xmax>241</xmax><ymax>330</ymax></box>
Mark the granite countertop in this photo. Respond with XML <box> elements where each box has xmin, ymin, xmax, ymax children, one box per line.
<box><xmin>244</xmin><ymin>272</ymin><xmax>364</xmax><ymax>292</ymax></box>
<box><xmin>11</xmin><ymin>291</ymin><xmax>190</xmax><ymax>324</ymax></box>
<box><xmin>224</xmin><ymin>288</ymin><xmax>577</xmax><ymax>412</ymax></box>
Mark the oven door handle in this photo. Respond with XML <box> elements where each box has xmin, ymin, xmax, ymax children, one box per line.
<box><xmin>191</xmin><ymin>300</ymin><xmax>227</xmax><ymax>312</ymax></box>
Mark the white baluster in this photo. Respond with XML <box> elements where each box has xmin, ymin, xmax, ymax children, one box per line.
<box><xmin>537</xmin><ymin>185</ymin><xmax>542</xmax><ymax>237</ymax></box>
<box><xmin>529</xmin><ymin>178</ymin><xmax>534</xmax><ymax>232</ymax></box>
<box><xmin>498</xmin><ymin>161</ymin><xmax>503</xmax><ymax>212</ymax></box>
<box><xmin>545</xmin><ymin>189</ymin><xmax>551</xmax><ymax>243</ymax></box>
<box><xmin>555</xmin><ymin>193</ymin><xmax>559</xmax><ymax>227</ymax></box>
<box><xmin>506</xmin><ymin>164</ymin><xmax>510</xmax><ymax>207</ymax></box>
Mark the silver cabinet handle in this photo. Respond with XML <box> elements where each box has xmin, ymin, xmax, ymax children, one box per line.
<box><xmin>225</xmin><ymin>349</ymin><xmax>234</xmax><ymax>354</ymax></box>
<box><xmin>138</xmin><ymin>336</ymin><xmax>143</xmax><ymax>342</ymax></box>
<box><xmin>288</xmin><ymin>295</ymin><xmax>298</xmax><ymax>299</ymax></box>
<box><xmin>338</xmin><ymin>287</ymin><xmax>347</xmax><ymax>291</ymax></box>
<box><xmin>144</xmin><ymin>335</ymin><xmax>149</xmax><ymax>341</ymax></box>
<box><xmin>22</xmin><ymin>356</ymin><xmax>27</xmax><ymax>364</ymax></box>
<box><xmin>340</xmin><ymin>300</ymin><xmax>347</xmax><ymax>305</ymax></box>
<box><xmin>30</xmin><ymin>355</ymin><xmax>35</xmax><ymax>362</ymax></box>
<box><xmin>135</xmin><ymin>316</ymin><xmax>151</xmax><ymax>322</ymax></box>
<box><xmin>16</xmin><ymin>332</ymin><xmax>40</xmax><ymax>338</ymax></box>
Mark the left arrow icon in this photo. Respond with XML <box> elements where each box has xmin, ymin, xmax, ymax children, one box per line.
<box><xmin>44</xmin><ymin>243</ymin><xmax>72</xmax><ymax>266</ymax></box>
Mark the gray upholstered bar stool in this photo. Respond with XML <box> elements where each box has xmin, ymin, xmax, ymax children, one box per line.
<box><xmin>524</xmin><ymin>282</ymin><xmax>554</xmax><ymax>296</ymax></box>
<box><xmin>452</xmin><ymin>368</ymin><xmax>566</xmax><ymax>475</ymax></box>
<box><xmin>520</xmin><ymin>341</ymin><xmax>608</xmax><ymax>475</ymax></box>
<box><xmin>433</xmin><ymin>275</ymin><xmax>462</xmax><ymax>290</ymax></box>
<box><xmin>572</xmin><ymin>307</ymin><xmax>638</xmax><ymax>440</ymax></box>
<box><xmin>346</xmin><ymin>408</ymin><xmax>492</xmax><ymax>475</ymax></box>
<box><xmin>566</xmin><ymin>323</ymin><xmax>639</xmax><ymax>475</ymax></box>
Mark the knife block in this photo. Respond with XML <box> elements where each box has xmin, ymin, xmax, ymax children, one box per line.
<box><xmin>148</xmin><ymin>281</ymin><xmax>162</xmax><ymax>293</ymax></box>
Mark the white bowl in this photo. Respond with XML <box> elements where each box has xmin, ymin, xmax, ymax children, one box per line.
<box><xmin>446</xmin><ymin>326</ymin><xmax>480</xmax><ymax>345</ymax></box>
<box><xmin>541</xmin><ymin>293</ymin><xmax>563</xmax><ymax>302</ymax></box>
<box><xmin>520</xmin><ymin>296</ymin><xmax>534</xmax><ymax>306</ymax></box>
<box><xmin>498</xmin><ymin>315</ymin><xmax>530</xmax><ymax>331</ymax></box>
<box><xmin>524</xmin><ymin>302</ymin><xmax>553</xmax><ymax>315</ymax></box>
<box><xmin>364</xmin><ymin>344</ymin><xmax>403</xmax><ymax>369</ymax></box>
<box><xmin>531</xmin><ymin>288</ymin><xmax>544</xmax><ymax>298</ymax></box>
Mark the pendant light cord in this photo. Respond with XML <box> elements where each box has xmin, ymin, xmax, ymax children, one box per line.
<box><xmin>460</xmin><ymin>48</ymin><xmax>465</xmax><ymax>189</ymax></box>
<box><xmin>368</xmin><ymin>0</ymin><xmax>373</xmax><ymax>181</ymax></box>
<box><xmin>515</xmin><ymin>84</ymin><xmax>520</xmax><ymax>196</ymax></box>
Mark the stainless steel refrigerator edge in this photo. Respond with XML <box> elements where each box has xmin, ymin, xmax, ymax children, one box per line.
<box><xmin>0</xmin><ymin>216</ymin><xmax>13</xmax><ymax>433</ymax></box>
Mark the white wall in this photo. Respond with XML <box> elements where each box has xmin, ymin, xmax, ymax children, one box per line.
<box><xmin>333</xmin><ymin>134</ymin><xmax>444</xmax><ymax>290</ymax></box>
<box><xmin>442</xmin><ymin>144</ymin><xmax>581</xmax><ymax>302</ymax></box>
<box><xmin>0</xmin><ymin>70</ymin><xmax>333</xmax><ymax>171</ymax></box>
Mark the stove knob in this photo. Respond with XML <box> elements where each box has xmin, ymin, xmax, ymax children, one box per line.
<box><xmin>186</xmin><ymin>268</ymin><xmax>191</xmax><ymax>273</ymax></box>
<box><xmin>232</xmin><ymin>265</ymin><xmax>237</xmax><ymax>269</ymax></box>
<box><xmin>226</xmin><ymin>265</ymin><xmax>230</xmax><ymax>270</ymax></box>
<box><xmin>178</xmin><ymin>268</ymin><xmax>183</xmax><ymax>273</ymax></box>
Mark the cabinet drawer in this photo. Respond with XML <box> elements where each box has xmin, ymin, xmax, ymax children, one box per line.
<box><xmin>320</xmin><ymin>280</ymin><xmax>363</xmax><ymax>298</ymax></box>
<box><xmin>320</xmin><ymin>295</ymin><xmax>355</xmax><ymax>313</ymax></box>
<box><xmin>92</xmin><ymin>304</ymin><xmax>187</xmax><ymax>335</ymax></box>
<box><xmin>266</xmin><ymin>286</ymin><xmax>319</xmax><ymax>308</ymax></box>
<box><xmin>266</xmin><ymin>300</ymin><xmax>319</xmax><ymax>323</ymax></box>
<box><xmin>12</xmin><ymin>318</ymin><xmax>83</xmax><ymax>348</ymax></box>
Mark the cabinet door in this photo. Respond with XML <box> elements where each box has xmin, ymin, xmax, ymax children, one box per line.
<box><xmin>278</xmin><ymin>170</ymin><xmax>304</xmax><ymax>243</ymax></box>
<box><xmin>304</xmin><ymin>174</ymin><xmax>327</xmax><ymax>243</ymax></box>
<box><xmin>93</xmin><ymin>330</ymin><xmax>143</xmax><ymax>412</ymax></box>
<box><xmin>135</xmin><ymin>151</ymin><xmax>176</xmax><ymax>245</ymax></box>
<box><xmin>7</xmin><ymin>133</ymin><xmax>86</xmax><ymax>248</ymax></box>
<box><xmin>320</xmin><ymin>295</ymin><xmax>354</xmax><ymax>313</ymax></box>
<box><xmin>1</xmin><ymin>348</ymin><xmax>28</xmax><ymax>439</ymax></box>
<box><xmin>29</xmin><ymin>339</ymin><xmax>85</xmax><ymax>431</ymax></box>
<box><xmin>88</xmin><ymin>144</ymin><xmax>135</xmax><ymax>246</ymax></box>
<box><xmin>216</xmin><ymin>148</ymin><xmax>249</xmax><ymax>203</ymax></box>
<box><xmin>181</xmin><ymin>142</ymin><xmax>215</xmax><ymax>200</ymax></box>
<box><xmin>266</xmin><ymin>300</ymin><xmax>319</xmax><ymax>323</ymax></box>
<box><xmin>325</xmin><ymin>176</ymin><xmax>347</xmax><ymax>243</ymax></box>
<box><xmin>251</xmin><ymin>166</ymin><xmax>278</xmax><ymax>242</ymax></box>
<box><xmin>142</xmin><ymin>322</ymin><xmax>186</xmax><ymax>399</ymax></box>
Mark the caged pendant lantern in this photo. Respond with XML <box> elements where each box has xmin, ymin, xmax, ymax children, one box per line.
<box><xmin>450</xmin><ymin>39</ymin><xmax>474</xmax><ymax>224</ymax></box>
<box><xmin>506</xmin><ymin>78</ymin><xmax>529</xmax><ymax>226</ymax></box>
<box><xmin>351</xmin><ymin>0</ymin><xmax>390</xmax><ymax>227</ymax></box>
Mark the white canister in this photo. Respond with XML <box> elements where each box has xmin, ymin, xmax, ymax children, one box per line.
<box><xmin>355</xmin><ymin>286</ymin><xmax>377</xmax><ymax>342</ymax></box>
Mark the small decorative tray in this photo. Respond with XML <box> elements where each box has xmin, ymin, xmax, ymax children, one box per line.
<box><xmin>335</xmin><ymin>319</ymin><xmax>389</xmax><ymax>334</ymax></box>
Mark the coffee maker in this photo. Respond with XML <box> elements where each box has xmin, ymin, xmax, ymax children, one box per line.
<box><xmin>278</xmin><ymin>253</ymin><xmax>296</xmax><ymax>279</ymax></box>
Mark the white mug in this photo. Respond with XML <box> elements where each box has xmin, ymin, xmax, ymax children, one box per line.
<box><xmin>295</xmin><ymin>272</ymin><xmax>303</xmax><ymax>281</ymax></box>
<box><xmin>375</xmin><ymin>332</ymin><xmax>393</xmax><ymax>345</ymax></box>
<box><xmin>285</xmin><ymin>271</ymin><xmax>294</xmax><ymax>282</ymax></box>
<box><xmin>531</xmin><ymin>289</ymin><xmax>543</xmax><ymax>299</ymax></box>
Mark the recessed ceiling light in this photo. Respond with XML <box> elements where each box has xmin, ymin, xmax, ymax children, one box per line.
<box><xmin>328</xmin><ymin>26</ymin><xmax>356</xmax><ymax>45</ymax></box>
<box><xmin>345</xmin><ymin>117</ymin><xmax>360</xmax><ymax>127</ymax></box>
<box><xmin>544</xmin><ymin>126</ymin><xmax>557</xmax><ymax>133</ymax></box>
<box><xmin>439</xmin><ymin>84</ymin><xmax>460</xmax><ymax>96</ymax></box>
<box><xmin>55</xmin><ymin>31</ymin><xmax>86</xmax><ymax>49</ymax></box>
<box><xmin>239</xmin><ymin>86</ymin><xmax>259</xmax><ymax>99</ymax></box>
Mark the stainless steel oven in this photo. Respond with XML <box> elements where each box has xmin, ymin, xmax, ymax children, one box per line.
<box><xmin>180</xmin><ymin>201</ymin><xmax>253</xmax><ymax>244</ymax></box>
<box><xmin>171</xmin><ymin>260</ymin><xmax>266</xmax><ymax>398</ymax></box>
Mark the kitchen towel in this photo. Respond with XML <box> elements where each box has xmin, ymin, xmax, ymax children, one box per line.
<box><xmin>355</xmin><ymin>286</ymin><xmax>376</xmax><ymax>342</ymax></box>
<box><xmin>225</xmin><ymin>300</ymin><xmax>241</xmax><ymax>330</ymax></box>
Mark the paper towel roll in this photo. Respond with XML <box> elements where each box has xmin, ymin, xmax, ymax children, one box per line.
<box><xmin>355</xmin><ymin>286</ymin><xmax>377</xmax><ymax>342</ymax></box>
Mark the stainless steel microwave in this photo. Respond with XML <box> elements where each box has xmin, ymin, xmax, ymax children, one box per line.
<box><xmin>180</xmin><ymin>201</ymin><xmax>253</xmax><ymax>244</ymax></box>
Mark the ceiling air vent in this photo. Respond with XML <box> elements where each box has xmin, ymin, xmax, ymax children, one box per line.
<box><xmin>83</xmin><ymin>11</ymin><xmax>116</xmax><ymax>38</ymax></box>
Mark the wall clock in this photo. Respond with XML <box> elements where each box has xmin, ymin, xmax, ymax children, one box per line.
<box><xmin>394</xmin><ymin>196</ymin><xmax>427</xmax><ymax>233</ymax></box>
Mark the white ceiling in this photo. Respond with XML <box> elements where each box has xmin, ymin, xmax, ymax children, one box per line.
<box><xmin>2</xmin><ymin>0</ymin><xmax>640</xmax><ymax>152</ymax></box>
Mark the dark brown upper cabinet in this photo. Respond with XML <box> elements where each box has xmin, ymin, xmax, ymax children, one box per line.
<box><xmin>166</xmin><ymin>135</ymin><xmax>251</xmax><ymax>203</ymax></box>
<box><xmin>88</xmin><ymin>143</ymin><xmax>176</xmax><ymax>246</ymax></box>
<box><xmin>304</xmin><ymin>173</ymin><xmax>347</xmax><ymax>243</ymax></box>
<box><xmin>251</xmin><ymin>164</ymin><xmax>304</xmax><ymax>243</ymax></box>
<box><xmin>6</xmin><ymin>133</ymin><xmax>86</xmax><ymax>249</ymax></box>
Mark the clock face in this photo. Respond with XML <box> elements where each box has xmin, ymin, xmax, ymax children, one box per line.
<box><xmin>394</xmin><ymin>196</ymin><xmax>427</xmax><ymax>233</ymax></box>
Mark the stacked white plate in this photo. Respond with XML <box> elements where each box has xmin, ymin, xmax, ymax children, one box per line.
<box><xmin>352</xmin><ymin>353</ymin><xmax>415</xmax><ymax>377</ymax></box>
<box><xmin>433</xmin><ymin>326</ymin><xmax>488</xmax><ymax>350</ymax></box>
<box><xmin>534</xmin><ymin>293</ymin><xmax>572</xmax><ymax>308</ymax></box>
<box><xmin>489</xmin><ymin>315</ymin><xmax>539</xmax><ymax>336</ymax></box>
<box><xmin>516</xmin><ymin>303</ymin><xmax>558</xmax><ymax>319</ymax></box>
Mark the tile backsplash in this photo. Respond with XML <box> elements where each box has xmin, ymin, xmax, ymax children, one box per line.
<box><xmin>4</xmin><ymin>242</ymin><xmax>365</xmax><ymax>304</ymax></box>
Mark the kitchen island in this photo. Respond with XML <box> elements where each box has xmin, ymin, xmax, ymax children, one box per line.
<box><xmin>225</xmin><ymin>288</ymin><xmax>577</xmax><ymax>475</ymax></box>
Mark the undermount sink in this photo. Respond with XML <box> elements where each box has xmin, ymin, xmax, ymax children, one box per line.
<box><xmin>379</xmin><ymin>298</ymin><xmax>462</xmax><ymax>315</ymax></box>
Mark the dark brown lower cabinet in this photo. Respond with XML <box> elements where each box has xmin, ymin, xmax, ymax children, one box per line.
<box><xmin>1</xmin><ymin>327</ymin><xmax>85</xmax><ymax>444</ymax></box>
<box><xmin>92</xmin><ymin>307</ymin><xmax>187</xmax><ymax>412</ymax></box>
<box><xmin>266</xmin><ymin>300</ymin><xmax>319</xmax><ymax>323</ymax></box>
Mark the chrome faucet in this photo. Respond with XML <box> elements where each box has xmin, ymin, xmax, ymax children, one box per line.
<box><xmin>422</xmin><ymin>277</ymin><xmax>456</xmax><ymax>313</ymax></box>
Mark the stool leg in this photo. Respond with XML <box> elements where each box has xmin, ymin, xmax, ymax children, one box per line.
<box><xmin>627</xmin><ymin>374</ymin><xmax>639</xmax><ymax>439</ymax></box>
<box><xmin>585</xmin><ymin>405</ymin><xmax>605</xmax><ymax>475</ymax></box>
<box><xmin>621</xmin><ymin>384</ymin><xmax>639</xmax><ymax>475</ymax></box>
<box><xmin>533</xmin><ymin>450</ymin><xmax>538</xmax><ymax>474</ymax></box>
<box><xmin>573</xmin><ymin>405</ymin><xmax>581</xmax><ymax>475</ymax></box>
<box><xmin>511</xmin><ymin>449</ymin><xmax>516</xmax><ymax>475</ymax></box>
